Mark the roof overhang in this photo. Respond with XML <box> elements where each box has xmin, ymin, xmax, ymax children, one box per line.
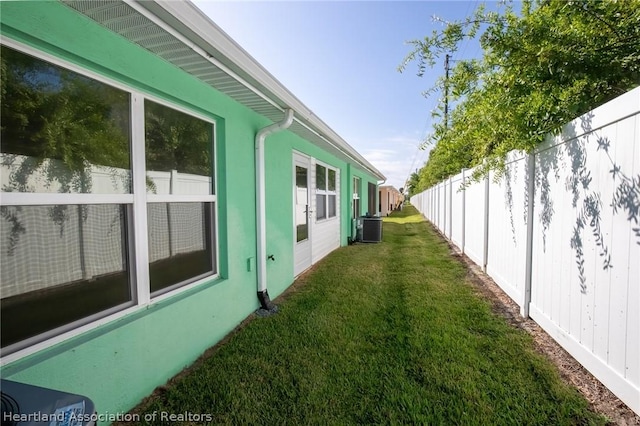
<box><xmin>60</xmin><ymin>0</ymin><xmax>386</xmax><ymax>180</ymax></box>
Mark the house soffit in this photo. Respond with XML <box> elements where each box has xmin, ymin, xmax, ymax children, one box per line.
<box><xmin>59</xmin><ymin>0</ymin><xmax>386</xmax><ymax>181</ymax></box>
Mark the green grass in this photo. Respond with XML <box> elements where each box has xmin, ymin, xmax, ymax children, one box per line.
<box><xmin>128</xmin><ymin>206</ymin><xmax>604</xmax><ymax>425</ymax></box>
<box><xmin>382</xmin><ymin>206</ymin><xmax>424</xmax><ymax>224</ymax></box>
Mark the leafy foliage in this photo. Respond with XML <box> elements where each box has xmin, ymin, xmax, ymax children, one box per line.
<box><xmin>0</xmin><ymin>45</ymin><xmax>130</xmax><ymax>194</ymax></box>
<box><xmin>406</xmin><ymin>171</ymin><xmax>421</xmax><ymax>197</ymax></box>
<box><xmin>1</xmin><ymin>46</ymin><xmax>213</xmax><ymax>250</ymax></box>
<box><xmin>145</xmin><ymin>100</ymin><xmax>213</xmax><ymax>178</ymax></box>
<box><xmin>401</xmin><ymin>0</ymin><xmax>640</xmax><ymax>191</ymax></box>
<box><xmin>1</xmin><ymin>46</ymin><xmax>213</xmax><ymax>194</ymax></box>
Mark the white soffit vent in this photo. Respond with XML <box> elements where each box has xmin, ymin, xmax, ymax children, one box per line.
<box><xmin>61</xmin><ymin>0</ymin><xmax>282</xmax><ymax>121</ymax></box>
<box><xmin>59</xmin><ymin>0</ymin><xmax>385</xmax><ymax>180</ymax></box>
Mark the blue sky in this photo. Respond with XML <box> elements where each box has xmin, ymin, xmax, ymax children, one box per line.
<box><xmin>192</xmin><ymin>1</ymin><xmax>496</xmax><ymax>190</ymax></box>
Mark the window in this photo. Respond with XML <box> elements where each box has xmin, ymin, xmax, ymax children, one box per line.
<box><xmin>0</xmin><ymin>205</ymin><xmax>131</xmax><ymax>349</ymax></box>
<box><xmin>0</xmin><ymin>45</ymin><xmax>133</xmax><ymax>351</ymax></box>
<box><xmin>316</xmin><ymin>165</ymin><xmax>327</xmax><ymax>220</ymax></box>
<box><xmin>315</xmin><ymin>164</ymin><xmax>337</xmax><ymax>221</ymax></box>
<box><xmin>0</xmin><ymin>47</ymin><xmax>132</xmax><ymax>194</ymax></box>
<box><xmin>352</xmin><ymin>177</ymin><xmax>361</xmax><ymax>219</ymax></box>
<box><xmin>0</xmin><ymin>44</ymin><xmax>217</xmax><ymax>354</ymax></box>
<box><xmin>144</xmin><ymin>100</ymin><xmax>216</xmax><ymax>295</ymax></box>
<box><xmin>368</xmin><ymin>182</ymin><xmax>377</xmax><ymax>215</ymax></box>
<box><xmin>328</xmin><ymin>169</ymin><xmax>336</xmax><ymax>217</ymax></box>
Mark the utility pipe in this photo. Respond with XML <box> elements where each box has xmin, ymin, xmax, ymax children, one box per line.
<box><xmin>255</xmin><ymin>109</ymin><xmax>294</xmax><ymax>313</ymax></box>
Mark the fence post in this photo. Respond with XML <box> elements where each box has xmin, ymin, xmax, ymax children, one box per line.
<box><xmin>78</xmin><ymin>205</ymin><xmax>87</xmax><ymax>280</ymax></box>
<box><xmin>483</xmin><ymin>169</ymin><xmax>490</xmax><ymax>272</ymax></box>
<box><xmin>439</xmin><ymin>185</ymin><xmax>443</xmax><ymax>230</ymax></box>
<box><xmin>437</xmin><ymin>184</ymin><xmax>440</xmax><ymax>230</ymax></box>
<box><xmin>448</xmin><ymin>176</ymin><xmax>453</xmax><ymax>240</ymax></box>
<box><xmin>431</xmin><ymin>186</ymin><xmax>438</xmax><ymax>225</ymax></box>
<box><xmin>521</xmin><ymin>153</ymin><xmax>536</xmax><ymax>318</ymax></box>
<box><xmin>443</xmin><ymin>181</ymin><xmax>447</xmax><ymax>236</ymax></box>
<box><xmin>461</xmin><ymin>168</ymin><xmax>466</xmax><ymax>254</ymax></box>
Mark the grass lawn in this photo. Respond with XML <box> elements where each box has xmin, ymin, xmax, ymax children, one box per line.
<box><xmin>128</xmin><ymin>206</ymin><xmax>604</xmax><ymax>425</ymax></box>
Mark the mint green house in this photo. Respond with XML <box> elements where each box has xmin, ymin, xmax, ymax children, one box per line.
<box><xmin>0</xmin><ymin>0</ymin><xmax>384</xmax><ymax>420</ymax></box>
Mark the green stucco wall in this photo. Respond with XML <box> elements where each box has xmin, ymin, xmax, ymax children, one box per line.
<box><xmin>0</xmin><ymin>1</ymin><xmax>380</xmax><ymax>421</ymax></box>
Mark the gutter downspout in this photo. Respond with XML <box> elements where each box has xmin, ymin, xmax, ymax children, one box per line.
<box><xmin>255</xmin><ymin>109</ymin><xmax>294</xmax><ymax>314</ymax></box>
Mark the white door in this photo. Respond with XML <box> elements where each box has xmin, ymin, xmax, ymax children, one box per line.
<box><xmin>293</xmin><ymin>153</ymin><xmax>312</xmax><ymax>276</ymax></box>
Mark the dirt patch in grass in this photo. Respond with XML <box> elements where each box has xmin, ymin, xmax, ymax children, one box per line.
<box><xmin>442</xmin><ymin>239</ymin><xmax>639</xmax><ymax>426</ymax></box>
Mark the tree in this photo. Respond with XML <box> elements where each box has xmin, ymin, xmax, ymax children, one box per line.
<box><xmin>400</xmin><ymin>0</ymin><xmax>640</xmax><ymax>191</ymax></box>
<box><xmin>406</xmin><ymin>172</ymin><xmax>421</xmax><ymax>198</ymax></box>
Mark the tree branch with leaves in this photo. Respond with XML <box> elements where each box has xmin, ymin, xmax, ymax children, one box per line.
<box><xmin>400</xmin><ymin>0</ymin><xmax>640</xmax><ymax>190</ymax></box>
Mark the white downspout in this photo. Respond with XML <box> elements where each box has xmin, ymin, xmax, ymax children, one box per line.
<box><xmin>255</xmin><ymin>109</ymin><xmax>294</xmax><ymax>314</ymax></box>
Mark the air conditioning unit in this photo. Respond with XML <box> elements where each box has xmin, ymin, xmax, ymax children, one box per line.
<box><xmin>1</xmin><ymin>379</ymin><xmax>96</xmax><ymax>426</ymax></box>
<box><xmin>360</xmin><ymin>216</ymin><xmax>382</xmax><ymax>243</ymax></box>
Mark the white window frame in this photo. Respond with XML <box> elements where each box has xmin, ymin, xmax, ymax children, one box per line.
<box><xmin>142</xmin><ymin>96</ymin><xmax>219</xmax><ymax>298</ymax></box>
<box><xmin>315</xmin><ymin>162</ymin><xmax>338</xmax><ymax>222</ymax></box>
<box><xmin>352</xmin><ymin>176</ymin><xmax>361</xmax><ymax>219</ymax></box>
<box><xmin>0</xmin><ymin>39</ymin><xmax>219</xmax><ymax>363</ymax></box>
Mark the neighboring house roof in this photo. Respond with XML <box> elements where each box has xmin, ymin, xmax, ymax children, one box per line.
<box><xmin>61</xmin><ymin>0</ymin><xmax>385</xmax><ymax>181</ymax></box>
<box><xmin>380</xmin><ymin>185</ymin><xmax>402</xmax><ymax>193</ymax></box>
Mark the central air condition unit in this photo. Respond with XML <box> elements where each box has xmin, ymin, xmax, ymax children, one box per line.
<box><xmin>360</xmin><ymin>216</ymin><xmax>382</xmax><ymax>243</ymax></box>
<box><xmin>1</xmin><ymin>379</ymin><xmax>96</xmax><ymax>426</ymax></box>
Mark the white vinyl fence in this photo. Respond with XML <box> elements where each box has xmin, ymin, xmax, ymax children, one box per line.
<box><xmin>411</xmin><ymin>87</ymin><xmax>640</xmax><ymax>415</ymax></box>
